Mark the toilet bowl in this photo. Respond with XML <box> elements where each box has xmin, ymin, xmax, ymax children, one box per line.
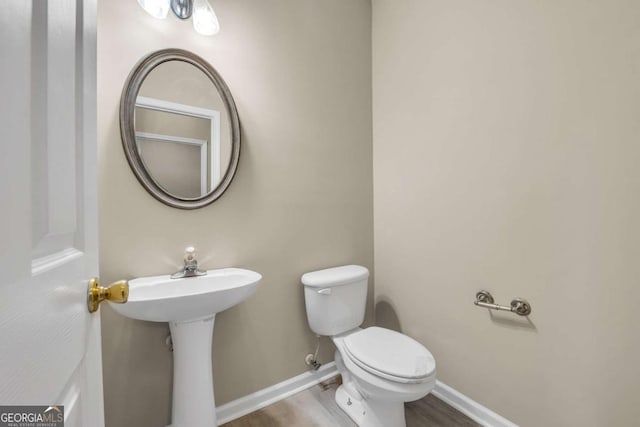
<box><xmin>301</xmin><ymin>265</ymin><xmax>436</xmax><ymax>427</ymax></box>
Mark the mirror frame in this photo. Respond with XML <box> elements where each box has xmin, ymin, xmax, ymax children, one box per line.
<box><xmin>120</xmin><ymin>48</ymin><xmax>240</xmax><ymax>209</ymax></box>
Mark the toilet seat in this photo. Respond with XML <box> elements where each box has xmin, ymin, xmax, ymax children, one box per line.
<box><xmin>342</xmin><ymin>327</ymin><xmax>435</xmax><ymax>384</ymax></box>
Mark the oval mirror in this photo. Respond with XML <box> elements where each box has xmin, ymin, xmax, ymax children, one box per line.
<box><xmin>120</xmin><ymin>49</ymin><xmax>240</xmax><ymax>209</ymax></box>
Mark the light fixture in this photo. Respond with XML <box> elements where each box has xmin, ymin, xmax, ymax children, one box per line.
<box><xmin>137</xmin><ymin>0</ymin><xmax>220</xmax><ymax>36</ymax></box>
<box><xmin>171</xmin><ymin>0</ymin><xmax>193</xmax><ymax>19</ymax></box>
<box><xmin>192</xmin><ymin>0</ymin><xmax>220</xmax><ymax>36</ymax></box>
<box><xmin>137</xmin><ymin>0</ymin><xmax>170</xmax><ymax>19</ymax></box>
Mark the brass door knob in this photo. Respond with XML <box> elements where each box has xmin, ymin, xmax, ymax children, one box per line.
<box><xmin>87</xmin><ymin>277</ymin><xmax>129</xmax><ymax>313</ymax></box>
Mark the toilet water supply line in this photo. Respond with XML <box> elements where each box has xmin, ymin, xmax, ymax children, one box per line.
<box><xmin>305</xmin><ymin>336</ymin><xmax>322</xmax><ymax>370</ymax></box>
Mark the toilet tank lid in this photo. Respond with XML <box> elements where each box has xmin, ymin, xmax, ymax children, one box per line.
<box><xmin>301</xmin><ymin>265</ymin><xmax>369</xmax><ymax>288</ymax></box>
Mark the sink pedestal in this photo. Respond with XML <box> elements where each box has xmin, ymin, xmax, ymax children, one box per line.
<box><xmin>169</xmin><ymin>316</ymin><xmax>217</xmax><ymax>427</ymax></box>
<box><xmin>108</xmin><ymin>268</ymin><xmax>262</xmax><ymax>426</ymax></box>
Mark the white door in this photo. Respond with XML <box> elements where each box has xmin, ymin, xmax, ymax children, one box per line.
<box><xmin>0</xmin><ymin>1</ymin><xmax>104</xmax><ymax>426</ymax></box>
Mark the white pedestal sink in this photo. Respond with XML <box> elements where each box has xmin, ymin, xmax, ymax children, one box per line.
<box><xmin>109</xmin><ymin>268</ymin><xmax>261</xmax><ymax>427</ymax></box>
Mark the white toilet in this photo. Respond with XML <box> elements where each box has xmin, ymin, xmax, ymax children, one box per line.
<box><xmin>301</xmin><ymin>265</ymin><xmax>436</xmax><ymax>427</ymax></box>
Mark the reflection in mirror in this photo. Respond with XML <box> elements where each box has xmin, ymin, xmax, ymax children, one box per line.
<box><xmin>134</xmin><ymin>60</ymin><xmax>232</xmax><ymax>199</ymax></box>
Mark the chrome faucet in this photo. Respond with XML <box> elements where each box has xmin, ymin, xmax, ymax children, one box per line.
<box><xmin>171</xmin><ymin>246</ymin><xmax>207</xmax><ymax>279</ymax></box>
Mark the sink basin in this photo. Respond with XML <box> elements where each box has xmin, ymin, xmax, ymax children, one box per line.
<box><xmin>110</xmin><ymin>267</ymin><xmax>261</xmax><ymax>322</ymax></box>
<box><xmin>109</xmin><ymin>267</ymin><xmax>261</xmax><ymax>427</ymax></box>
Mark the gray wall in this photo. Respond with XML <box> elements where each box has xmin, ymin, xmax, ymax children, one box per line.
<box><xmin>372</xmin><ymin>0</ymin><xmax>640</xmax><ymax>426</ymax></box>
<box><xmin>98</xmin><ymin>1</ymin><xmax>372</xmax><ymax>426</ymax></box>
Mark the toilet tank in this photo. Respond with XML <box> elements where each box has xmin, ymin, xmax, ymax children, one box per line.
<box><xmin>301</xmin><ymin>265</ymin><xmax>369</xmax><ymax>336</ymax></box>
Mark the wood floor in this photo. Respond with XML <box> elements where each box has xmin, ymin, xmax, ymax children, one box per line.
<box><xmin>221</xmin><ymin>377</ymin><xmax>480</xmax><ymax>427</ymax></box>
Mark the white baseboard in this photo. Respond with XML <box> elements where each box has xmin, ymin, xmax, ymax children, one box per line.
<box><xmin>432</xmin><ymin>380</ymin><xmax>518</xmax><ymax>427</ymax></box>
<box><xmin>215</xmin><ymin>363</ymin><xmax>516</xmax><ymax>427</ymax></box>
<box><xmin>215</xmin><ymin>361</ymin><xmax>339</xmax><ymax>425</ymax></box>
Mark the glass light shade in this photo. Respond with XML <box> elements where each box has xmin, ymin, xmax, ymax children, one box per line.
<box><xmin>137</xmin><ymin>0</ymin><xmax>170</xmax><ymax>19</ymax></box>
<box><xmin>193</xmin><ymin>0</ymin><xmax>220</xmax><ymax>36</ymax></box>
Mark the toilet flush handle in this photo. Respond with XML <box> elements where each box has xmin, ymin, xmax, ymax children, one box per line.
<box><xmin>317</xmin><ymin>288</ymin><xmax>332</xmax><ymax>295</ymax></box>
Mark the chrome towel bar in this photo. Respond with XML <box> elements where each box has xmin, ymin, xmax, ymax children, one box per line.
<box><xmin>474</xmin><ymin>290</ymin><xmax>531</xmax><ymax>316</ymax></box>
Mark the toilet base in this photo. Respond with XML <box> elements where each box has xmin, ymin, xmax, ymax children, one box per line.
<box><xmin>335</xmin><ymin>384</ymin><xmax>406</xmax><ymax>427</ymax></box>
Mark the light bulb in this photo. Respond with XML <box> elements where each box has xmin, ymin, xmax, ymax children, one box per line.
<box><xmin>137</xmin><ymin>0</ymin><xmax>170</xmax><ymax>19</ymax></box>
<box><xmin>193</xmin><ymin>0</ymin><xmax>220</xmax><ymax>36</ymax></box>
